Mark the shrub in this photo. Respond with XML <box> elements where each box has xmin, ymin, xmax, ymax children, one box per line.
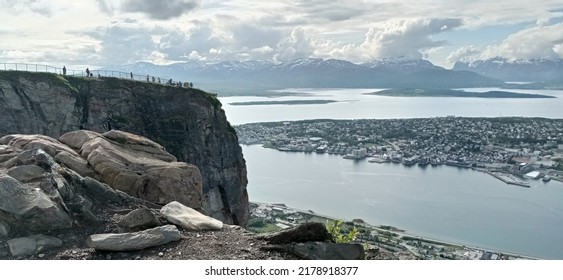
<box><xmin>326</xmin><ymin>220</ymin><xmax>358</xmax><ymax>243</ymax></box>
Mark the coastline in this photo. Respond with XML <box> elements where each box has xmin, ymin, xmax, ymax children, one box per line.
<box><xmin>250</xmin><ymin>201</ymin><xmax>539</xmax><ymax>260</ymax></box>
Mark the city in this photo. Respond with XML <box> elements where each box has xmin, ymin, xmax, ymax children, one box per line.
<box><xmin>235</xmin><ymin>117</ymin><xmax>563</xmax><ymax>186</ymax></box>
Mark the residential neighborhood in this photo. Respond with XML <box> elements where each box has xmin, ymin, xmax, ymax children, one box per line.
<box><xmin>235</xmin><ymin>117</ymin><xmax>563</xmax><ymax>185</ymax></box>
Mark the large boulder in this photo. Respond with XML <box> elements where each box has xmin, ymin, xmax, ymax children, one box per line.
<box><xmin>257</xmin><ymin>222</ymin><xmax>332</xmax><ymax>244</ymax></box>
<box><xmin>118</xmin><ymin>208</ymin><xmax>162</xmax><ymax>232</ymax></box>
<box><xmin>60</xmin><ymin>130</ymin><xmax>203</xmax><ymax>208</ymax></box>
<box><xmin>160</xmin><ymin>201</ymin><xmax>223</xmax><ymax>231</ymax></box>
<box><xmin>86</xmin><ymin>225</ymin><xmax>182</xmax><ymax>251</ymax></box>
<box><xmin>6</xmin><ymin>165</ymin><xmax>45</xmax><ymax>183</ymax></box>
<box><xmin>290</xmin><ymin>242</ymin><xmax>365</xmax><ymax>260</ymax></box>
<box><xmin>7</xmin><ymin>235</ymin><xmax>63</xmax><ymax>257</ymax></box>
<box><xmin>0</xmin><ymin>175</ymin><xmax>72</xmax><ymax>232</ymax></box>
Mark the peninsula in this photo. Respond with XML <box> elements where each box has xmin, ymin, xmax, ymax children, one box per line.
<box><xmin>366</xmin><ymin>88</ymin><xmax>555</xmax><ymax>98</ymax></box>
<box><xmin>229</xmin><ymin>99</ymin><xmax>338</xmax><ymax>106</ymax></box>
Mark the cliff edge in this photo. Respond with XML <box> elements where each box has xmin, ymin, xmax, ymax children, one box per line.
<box><xmin>0</xmin><ymin>71</ymin><xmax>248</xmax><ymax>226</ymax></box>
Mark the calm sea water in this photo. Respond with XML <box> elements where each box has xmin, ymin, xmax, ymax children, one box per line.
<box><xmin>219</xmin><ymin>88</ymin><xmax>563</xmax><ymax>259</ymax></box>
<box><xmin>221</xmin><ymin>88</ymin><xmax>563</xmax><ymax>125</ymax></box>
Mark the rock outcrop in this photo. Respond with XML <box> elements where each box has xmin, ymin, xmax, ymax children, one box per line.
<box><xmin>86</xmin><ymin>225</ymin><xmax>182</xmax><ymax>251</ymax></box>
<box><xmin>1</xmin><ymin>131</ymin><xmax>203</xmax><ymax>210</ymax></box>
<box><xmin>0</xmin><ymin>71</ymin><xmax>248</xmax><ymax>226</ymax></box>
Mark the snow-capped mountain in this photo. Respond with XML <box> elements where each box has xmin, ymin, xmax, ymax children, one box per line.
<box><xmin>104</xmin><ymin>57</ymin><xmax>505</xmax><ymax>93</ymax></box>
<box><xmin>453</xmin><ymin>57</ymin><xmax>563</xmax><ymax>82</ymax></box>
<box><xmin>362</xmin><ymin>58</ymin><xmax>441</xmax><ymax>73</ymax></box>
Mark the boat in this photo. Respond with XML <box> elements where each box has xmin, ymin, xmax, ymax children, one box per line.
<box><xmin>418</xmin><ymin>157</ymin><xmax>429</xmax><ymax>167</ymax></box>
<box><xmin>315</xmin><ymin>145</ymin><xmax>327</xmax><ymax>154</ymax></box>
<box><xmin>403</xmin><ymin>156</ymin><xmax>418</xmax><ymax>166</ymax></box>
<box><xmin>542</xmin><ymin>175</ymin><xmax>552</xmax><ymax>182</ymax></box>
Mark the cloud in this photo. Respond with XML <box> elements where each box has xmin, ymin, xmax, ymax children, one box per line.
<box><xmin>450</xmin><ymin>19</ymin><xmax>563</xmax><ymax>62</ymax></box>
<box><xmin>274</xmin><ymin>28</ymin><xmax>316</xmax><ymax>62</ymax></box>
<box><xmin>292</xmin><ymin>0</ymin><xmax>370</xmax><ymax>22</ymax></box>
<box><xmin>328</xmin><ymin>18</ymin><xmax>463</xmax><ymax>62</ymax></box>
<box><xmin>0</xmin><ymin>0</ymin><xmax>55</xmax><ymax>16</ymax></box>
<box><xmin>95</xmin><ymin>0</ymin><xmax>200</xmax><ymax>19</ymax></box>
<box><xmin>121</xmin><ymin>0</ymin><xmax>200</xmax><ymax>20</ymax></box>
<box><xmin>81</xmin><ymin>24</ymin><xmax>158</xmax><ymax>65</ymax></box>
<box><xmin>447</xmin><ymin>45</ymin><xmax>482</xmax><ymax>64</ymax></box>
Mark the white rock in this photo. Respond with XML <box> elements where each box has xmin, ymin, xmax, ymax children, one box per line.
<box><xmin>160</xmin><ymin>201</ymin><xmax>223</xmax><ymax>231</ymax></box>
<box><xmin>87</xmin><ymin>225</ymin><xmax>181</xmax><ymax>251</ymax></box>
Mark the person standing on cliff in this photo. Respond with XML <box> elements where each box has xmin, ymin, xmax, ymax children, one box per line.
<box><xmin>62</xmin><ymin>66</ymin><xmax>66</xmax><ymax>75</ymax></box>
<box><xmin>130</xmin><ymin>72</ymin><xmax>133</xmax><ymax>79</ymax></box>
<box><xmin>86</xmin><ymin>68</ymin><xmax>90</xmax><ymax>77</ymax></box>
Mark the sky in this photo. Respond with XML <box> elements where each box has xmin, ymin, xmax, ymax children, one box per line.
<box><xmin>1</xmin><ymin>0</ymin><xmax>563</xmax><ymax>69</ymax></box>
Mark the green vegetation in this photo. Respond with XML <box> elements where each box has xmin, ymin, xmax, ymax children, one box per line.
<box><xmin>229</xmin><ymin>100</ymin><xmax>338</xmax><ymax>106</ymax></box>
<box><xmin>326</xmin><ymin>220</ymin><xmax>358</xmax><ymax>243</ymax></box>
<box><xmin>248</xmin><ymin>217</ymin><xmax>281</xmax><ymax>233</ymax></box>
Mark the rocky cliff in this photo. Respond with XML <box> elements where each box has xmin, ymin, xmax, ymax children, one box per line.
<box><xmin>0</xmin><ymin>71</ymin><xmax>248</xmax><ymax>226</ymax></box>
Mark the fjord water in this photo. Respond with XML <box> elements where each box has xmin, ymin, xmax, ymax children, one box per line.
<box><xmin>221</xmin><ymin>88</ymin><xmax>563</xmax><ymax>125</ymax></box>
<box><xmin>219</xmin><ymin>88</ymin><xmax>563</xmax><ymax>259</ymax></box>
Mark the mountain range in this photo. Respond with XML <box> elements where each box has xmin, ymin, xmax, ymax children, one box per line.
<box><xmin>105</xmin><ymin>57</ymin><xmax>563</xmax><ymax>95</ymax></box>
<box><xmin>453</xmin><ymin>57</ymin><xmax>563</xmax><ymax>83</ymax></box>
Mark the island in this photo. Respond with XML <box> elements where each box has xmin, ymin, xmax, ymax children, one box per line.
<box><xmin>229</xmin><ymin>99</ymin><xmax>339</xmax><ymax>106</ymax></box>
<box><xmin>365</xmin><ymin>88</ymin><xmax>555</xmax><ymax>98</ymax></box>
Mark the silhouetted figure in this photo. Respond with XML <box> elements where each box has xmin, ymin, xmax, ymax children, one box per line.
<box><xmin>62</xmin><ymin>66</ymin><xmax>66</xmax><ymax>75</ymax></box>
<box><xmin>169</xmin><ymin>78</ymin><xmax>172</xmax><ymax>85</ymax></box>
<box><xmin>158</xmin><ymin>78</ymin><xmax>161</xmax><ymax>83</ymax></box>
<box><xmin>130</xmin><ymin>72</ymin><xmax>133</xmax><ymax>79</ymax></box>
<box><xmin>189</xmin><ymin>82</ymin><xmax>193</xmax><ymax>88</ymax></box>
<box><xmin>152</xmin><ymin>76</ymin><xmax>155</xmax><ymax>83</ymax></box>
<box><xmin>98</xmin><ymin>73</ymin><xmax>101</xmax><ymax>78</ymax></box>
<box><xmin>85</xmin><ymin>68</ymin><xmax>90</xmax><ymax>77</ymax></box>
<box><xmin>146</xmin><ymin>75</ymin><xmax>150</xmax><ymax>82</ymax></box>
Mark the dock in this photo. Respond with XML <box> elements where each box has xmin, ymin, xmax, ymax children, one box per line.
<box><xmin>487</xmin><ymin>171</ymin><xmax>530</xmax><ymax>188</ymax></box>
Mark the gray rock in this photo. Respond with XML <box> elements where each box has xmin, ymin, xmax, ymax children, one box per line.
<box><xmin>87</xmin><ymin>225</ymin><xmax>181</xmax><ymax>251</ymax></box>
<box><xmin>291</xmin><ymin>242</ymin><xmax>365</xmax><ymax>260</ymax></box>
<box><xmin>118</xmin><ymin>208</ymin><xmax>162</xmax><ymax>231</ymax></box>
<box><xmin>160</xmin><ymin>201</ymin><xmax>223</xmax><ymax>231</ymax></box>
<box><xmin>0</xmin><ymin>221</ymin><xmax>10</xmax><ymax>237</ymax></box>
<box><xmin>58</xmin><ymin>130</ymin><xmax>102</xmax><ymax>150</ymax></box>
<box><xmin>0</xmin><ymin>175</ymin><xmax>72</xmax><ymax>231</ymax></box>
<box><xmin>73</xmin><ymin>131</ymin><xmax>203</xmax><ymax>208</ymax></box>
<box><xmin>0</xmin><ymin>73</ymin><xmax>249</xmax><ymax>226</ymax></box>
<box><xmin>257</xmin><ymin>222</ymin><xmax>332</xmax><ymax>244</ymax></box>
<box><xmin>6</xmin><ymin>165</ymin><xmax>45</xmax><ymax>183</ymax></box>
<box><xmin>7</xmin><ymin>235</ymin><xmax>63</xmax><ymax>257</ymax></box>
<box><xmin>54</xmin><ymin>151</ymin><xmax>98</xmax><ymax>179</ymax></box>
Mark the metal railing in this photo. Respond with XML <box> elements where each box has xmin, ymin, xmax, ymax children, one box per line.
<box><xmin>0</xmin><ymin>62</ymin><xmax>194</xmax><ymax>88</ymax></box>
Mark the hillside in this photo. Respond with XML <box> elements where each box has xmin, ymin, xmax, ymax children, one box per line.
<box><xmin>0</xmin><ymin>71</ymin><xmax>248</xmax><ymax>226</ymax></box>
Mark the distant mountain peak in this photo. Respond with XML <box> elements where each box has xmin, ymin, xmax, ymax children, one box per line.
<box><xmin>453</xmin><ymin>57</ymin><xmax>563</xmax><ymax>82</ymax></box>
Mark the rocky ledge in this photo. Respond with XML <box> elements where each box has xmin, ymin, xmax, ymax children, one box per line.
<box><xmin>0</xmin><ymin>130</ymin><xmax>367</xmax><ymax>260</ymax></box>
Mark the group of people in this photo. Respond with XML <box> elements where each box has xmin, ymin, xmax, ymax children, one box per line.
<box><xmin>145</xmin><ymin>74</ymin><xmax>193</xmax><ymax>88</ymax></box>
<box><xmin>61</xmin><ymin>66</ymin><xmax>192</xmax><ymax>88</ymax></box>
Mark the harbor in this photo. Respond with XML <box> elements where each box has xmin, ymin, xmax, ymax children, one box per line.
<box><xmin>249</xmin><ymin>202</ymin><xmax>537</xmax><ymax>260</ymax></box>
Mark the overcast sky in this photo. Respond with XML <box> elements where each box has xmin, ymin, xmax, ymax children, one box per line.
<box><xmin>1</xmin><ymin>0</ymin><xmax>563</xmax><ymax>68</ymax></box>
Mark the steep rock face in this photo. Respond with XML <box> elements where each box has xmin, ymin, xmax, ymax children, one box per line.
<box><xmin>0</xmin><ymin>71</ymin><xmax>248</xmax><ymax>226</ymax></box>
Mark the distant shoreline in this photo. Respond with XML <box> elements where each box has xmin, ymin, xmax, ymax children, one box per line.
<box><xmin>251</xmin><ymin>201</ymin><xmax>539</xmax><ymax>260</ymax></box>
<box><xmin>365</xmin><ymin>88</ymin><xmax>556</xmax><ymax>98</ymax></box>
<box><xmin>229</xmin><ymin>99</ymin><xmax>339</xmax><ymax>106</ymax></box>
